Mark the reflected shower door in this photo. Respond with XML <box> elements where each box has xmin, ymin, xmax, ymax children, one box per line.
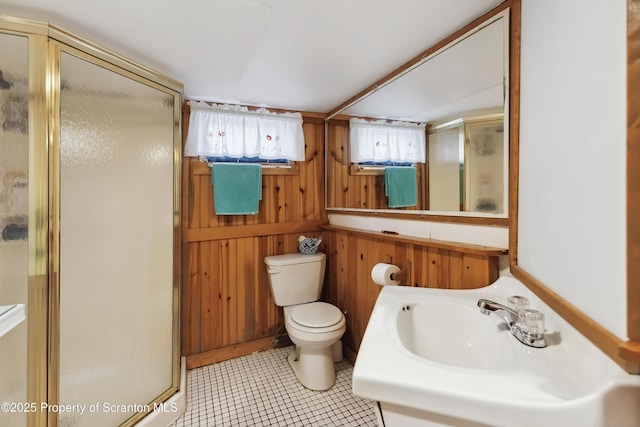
<box><xmin>465</xmin><ymin>121</ymin><xmax>505</xmax><ymax>214</ymax></box>
<box><xmin>428</xmin><ymin>126</ymin><xmax>462</xmax><ymax>211</ymax></box>
<box><xmin>58</xmin><ymin>51</ymin><xmax>176</xmax><ymax>426</ymax></box>
<box><xmin>0</xmin><ymin>32</ymin><xmax>29</xmax><ymax>427</ymax></box>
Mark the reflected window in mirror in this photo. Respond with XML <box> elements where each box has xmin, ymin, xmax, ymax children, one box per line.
<box><xmin>348</xmin><ymin>118</ymin><xmax>427</xmax><ymax>209</ymax></box>
<box><xmin>349</xmin><ymin>118</ymin><xmax>426</xmax><ymax>176</ymax></box>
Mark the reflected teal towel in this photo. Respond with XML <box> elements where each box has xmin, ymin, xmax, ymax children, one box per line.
<box><xmin>211</xmin><ymin>163</ymin><xmax>262</xmax><ymax>215</ymax></box>
<box><xmin>384</xmin><ymin>166</ymin><xmax>417</xmax><ymax>208</ymax></box>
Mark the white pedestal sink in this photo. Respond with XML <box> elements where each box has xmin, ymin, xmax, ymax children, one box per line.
<box><xmin>352</xmin><ymin>276</ymin><xmax>640</xmax><ymax>427</ymax></box>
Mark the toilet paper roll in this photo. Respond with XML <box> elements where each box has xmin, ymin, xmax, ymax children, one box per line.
<box><xmin>371</xmin><ymin>263</ymin><xmax>401</xmax><ymax>286</ymax></box>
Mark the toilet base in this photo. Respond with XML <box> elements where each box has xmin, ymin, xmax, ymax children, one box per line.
<box><xmin>287</xmin><ymin>346</ymin><xmax>336</xmax><ymax>391</ymax></box>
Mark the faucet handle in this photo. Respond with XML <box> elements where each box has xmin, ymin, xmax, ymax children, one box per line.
<box><xmin>522</xmin><ymin>309</ymin><xmax>545</xmax><ymax>336</ymax></box>
<box><xmin>507</xmin><ymin>295</ymin><xmax>530</xmax><ymax>319</ymax></box>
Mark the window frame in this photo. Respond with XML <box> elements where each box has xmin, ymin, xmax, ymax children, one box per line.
<box><xmin>196</xmin><ymin>155</ymin><xmax>299</xmax><ymax>176</ymax></box>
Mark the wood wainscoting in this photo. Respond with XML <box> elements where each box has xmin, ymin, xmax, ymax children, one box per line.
<box><xmin>181</xmin><ymin>103</ymin><xmax>326</xmax><ymax>369</ymax></box>
<box><xmin>321</xmin><ymin>225</ymin><xmax>507</xmax><ymax>363</ymax></box>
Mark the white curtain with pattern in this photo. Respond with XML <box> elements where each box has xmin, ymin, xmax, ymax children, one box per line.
<box><xmin>184</xmin><ymin>100</ymin><xmax>305</xmax><ymax>160</ymax></box>
<box><xmin>349</xmin><ymin>118</ymin><xmax>426</xmax><ymax>163</ymax></box>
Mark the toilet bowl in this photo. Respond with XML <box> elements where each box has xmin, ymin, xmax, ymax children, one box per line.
<box><xmin>264</xmin><ymin>252</ymin><xmax>346</xmax><ymax>391</ymax></box>
<box><xmin>284</xmin><ymin>302</ymin><xmax>346</xmax><ymax>391</ymax></box>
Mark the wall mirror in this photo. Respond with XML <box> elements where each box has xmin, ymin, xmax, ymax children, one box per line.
<box><xmin>325</xmin><ymin>7</ymin><xmax>510</xmax><ymax>222</ymax></box>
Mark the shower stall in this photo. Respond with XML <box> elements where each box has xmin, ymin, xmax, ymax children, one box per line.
<box><xmin>0</xmin><ymin>16</ymin><xmax>182</xmax><ymax>427</ymax></box>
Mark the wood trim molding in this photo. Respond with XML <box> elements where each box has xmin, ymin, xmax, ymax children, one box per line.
<box><xmin>343</xmin><ymin>344</ymin><xmax>357</xmax><ymax>366</ymax></box>
<box><xmin>512</xmin><ymin>266</ymin><xmax>640</xmax><ymax>374</ymax></box>
<box><xmin>186</xmin><ymin>337</ymin><xmax>279</xmax><ymax>369</ymax></box>
<box><xmin>184</xmin><ymin>220</ymin><xmax>326</xmax><ymax>242</ymax></box>
<box><xmin>322</xmin><ymin>224</ymin><xmax>508</xmax><ymax>256</ymax></box>
<box><xmin>508</xmin><ymin>0</ymin><xmax>521</xmax><ymax>267</ymax></box>
<box><xmin>627</xmin><ymin>0</ymin><xmax>640</xmax><ymax>344</ymax></box>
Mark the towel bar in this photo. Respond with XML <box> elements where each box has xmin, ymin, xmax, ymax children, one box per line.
<box><xmin>206</xmin><ymin>162</ymin><xmax>292</xmax><ymax>170</ymax></box>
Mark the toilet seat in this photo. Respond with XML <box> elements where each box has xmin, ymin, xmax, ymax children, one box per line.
<box><xmin>287</xmin><ymin>302</ymin><xmax>344</xmax><ymax>333</ymax></box>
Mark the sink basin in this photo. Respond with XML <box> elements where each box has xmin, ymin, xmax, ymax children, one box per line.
<box><xmin>352</xmin><ymin>276</ymin><xmax>640</xmax><ymax>427</ymax></box>
<box><xmin>397</xmin><ymin>301</ymin><xmax>515</xmax><ymax>370</ymax></box>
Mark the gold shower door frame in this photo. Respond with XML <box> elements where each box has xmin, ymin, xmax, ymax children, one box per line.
<box><xmin>0</xmin><ymin>16</ymin><xmax>183</xmax><ymax>427</ymax></box>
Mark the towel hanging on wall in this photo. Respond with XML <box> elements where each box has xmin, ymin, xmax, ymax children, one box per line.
<box><xmin>384</xmin><ymin>166</ymin><xmax>417</xmax><ymax>208</ymax></box>
<box><xmin>211</xmin><ymin>163</ymin><xmax>262</xmax><ymax>215</ymax></box>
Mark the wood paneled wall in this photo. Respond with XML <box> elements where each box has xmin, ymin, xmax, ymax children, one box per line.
<box><xmin>326</xmin><ymin>118</ymin><xmax>427</xmax><ymax>210</ymax></box>
<box><xmin>322</xmin><ymin>226</ymin><xmax>504</xmax><ymax>362</ymax></box>
<box><xmin>181</xmin><ymin>103</ymin><xmax>326</xmax><ymax>368</ymax></box>
<box><xmin>181</xmin><ymin>103</ymin><xmax>504</xmax><ymax>369</ymax></box>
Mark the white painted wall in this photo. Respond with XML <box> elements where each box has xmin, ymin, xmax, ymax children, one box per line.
<box><xmin>518</xmin><ymin>0</ymin><xmax>627</xmax><ymax>338</ymax></box>
<box><xmin>328</xmin><ymin>214</ymin><xmax>509</xmax><ymax>249</ymax></box>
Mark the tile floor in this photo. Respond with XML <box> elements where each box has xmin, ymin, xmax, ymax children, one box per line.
<box><xmin>171</xmin><ymin>346</ymin><xmax>379</xmax><ymax>427</ymax></box>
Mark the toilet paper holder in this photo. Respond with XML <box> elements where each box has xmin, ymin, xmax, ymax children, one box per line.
<box><xmin>390</xmin><ymin>261</ymin><xmax>410</xmax><ymax>285</ymax></box>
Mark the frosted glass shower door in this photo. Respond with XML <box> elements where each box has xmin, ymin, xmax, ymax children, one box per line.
<box><xmin>58</xmin><ymin>51</ymin><xmax>176</xmax><ymax>426</ymax></box>
<box><xmin>465</xmin><ymin>121</ymin><xmax>505</xmax><ymax>214</ymax></box>
<box><xmin>0</xmin><ymin>31</ymin><xmax>29</xmax><ymax>427</ymax></box>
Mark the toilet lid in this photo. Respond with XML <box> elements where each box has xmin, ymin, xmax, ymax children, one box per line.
<box><xmin>290</xmin><ymin>302</ymin><xmax>343</xmax><ymax>328</ymax></box>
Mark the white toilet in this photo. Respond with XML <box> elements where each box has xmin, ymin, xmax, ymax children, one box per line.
<box><xmin>264</xmin><ymin>252</ymin><xmax>346</xmax><ymax>391</ymax></box>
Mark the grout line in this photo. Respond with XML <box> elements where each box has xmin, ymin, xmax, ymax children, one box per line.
<box><xmin>171</xmin><ymin>346</ymin><xmax>378</xmax><ymax>427</ymax></box>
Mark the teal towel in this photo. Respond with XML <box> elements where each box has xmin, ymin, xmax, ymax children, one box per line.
<box><xmin>384</xmin><ymin>166</ymin><xmax>417</xmax><ymax>208</ymax></box>
<box><xmin>211</xmin><ymin>163</ymin><xmax>262</xmax><ymax>215</ymax></box>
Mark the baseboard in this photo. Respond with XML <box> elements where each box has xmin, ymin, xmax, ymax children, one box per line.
<box><xmin>343</xmin><ymin>344</ymin><xmax>357</xmax><ymax>366</ymax></box>
<box><xmin>186</xmin><ymin>336</ymin><xmax>281</xmax><ymax>369</ymax></box>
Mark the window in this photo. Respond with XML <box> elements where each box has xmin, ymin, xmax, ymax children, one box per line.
<box><xmin>185</xmin><ymin>101</ymin><xmax>305</xmax><ymax>162</ymax></box>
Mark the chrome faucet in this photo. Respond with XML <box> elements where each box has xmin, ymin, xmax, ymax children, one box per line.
<box><xmin>477</xmin><ymin>299</ymin><xmax>518</xmax><ymax>322</ymax></box>
<box><xmin>477</xmin><ymin>298</ymin><xmax>547</xmax><ymax>348</ymax></box>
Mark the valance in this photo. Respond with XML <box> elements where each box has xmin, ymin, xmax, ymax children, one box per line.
<box><xmin>184</xmin><ymin>101</ymin><xmax>305</xmax><ymax>161</ymax></box>
<box><xmin>349</xmin><ymin>118</ymin><xmax>426</xmax><ymax>163</ymax></box>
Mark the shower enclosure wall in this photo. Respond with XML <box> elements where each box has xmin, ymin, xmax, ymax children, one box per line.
<box><xmin>0</xmin><ymin>16</ymin><xmax>182</xmax><ymax>427</ymax></box>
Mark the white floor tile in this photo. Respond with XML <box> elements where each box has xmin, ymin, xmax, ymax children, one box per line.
<box><xmin>171</xmin><ymin>346</ymin><xmax>378</xmax><ymax>427</ymax></box>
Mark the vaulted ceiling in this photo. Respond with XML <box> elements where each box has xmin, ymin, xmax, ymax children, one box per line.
<box><xmin>0</xmin><ymin>0</ymin><xmax>504</xmax><ymax>113</ymax></box>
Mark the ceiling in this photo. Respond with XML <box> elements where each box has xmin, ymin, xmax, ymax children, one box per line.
<box><xmin>0</xmin><ymin>0</ymin><xmax>504</xmax><ymax>114</ymax></box>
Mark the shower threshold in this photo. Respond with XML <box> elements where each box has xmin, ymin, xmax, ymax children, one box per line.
<box><xmin>0</xmin><ymin>304</ymin><xmax>25</xmax><ymax>339</ymax></box>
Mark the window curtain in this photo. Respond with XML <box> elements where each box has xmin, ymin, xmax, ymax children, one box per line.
<box><xmin>184</xmin><ymin>100</ymin><xmax>305</xmax><ymax>161</ymax></box>
<box><xmin>349</xmin><ymin>118</ymin><xmax>426</xmax><ymax>163</ymax></box>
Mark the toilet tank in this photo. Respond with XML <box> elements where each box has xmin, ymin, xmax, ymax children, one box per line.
<box><xmin>264</xmin><ymin>252</ymin><xmax>326</xmax><ymax>307</ymax></box>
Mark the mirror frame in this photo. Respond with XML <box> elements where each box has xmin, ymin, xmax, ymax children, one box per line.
<box><xmin>324</xmin><ymin>2</ymin><xmax>513</xmax><ymax>226</ymax></box>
